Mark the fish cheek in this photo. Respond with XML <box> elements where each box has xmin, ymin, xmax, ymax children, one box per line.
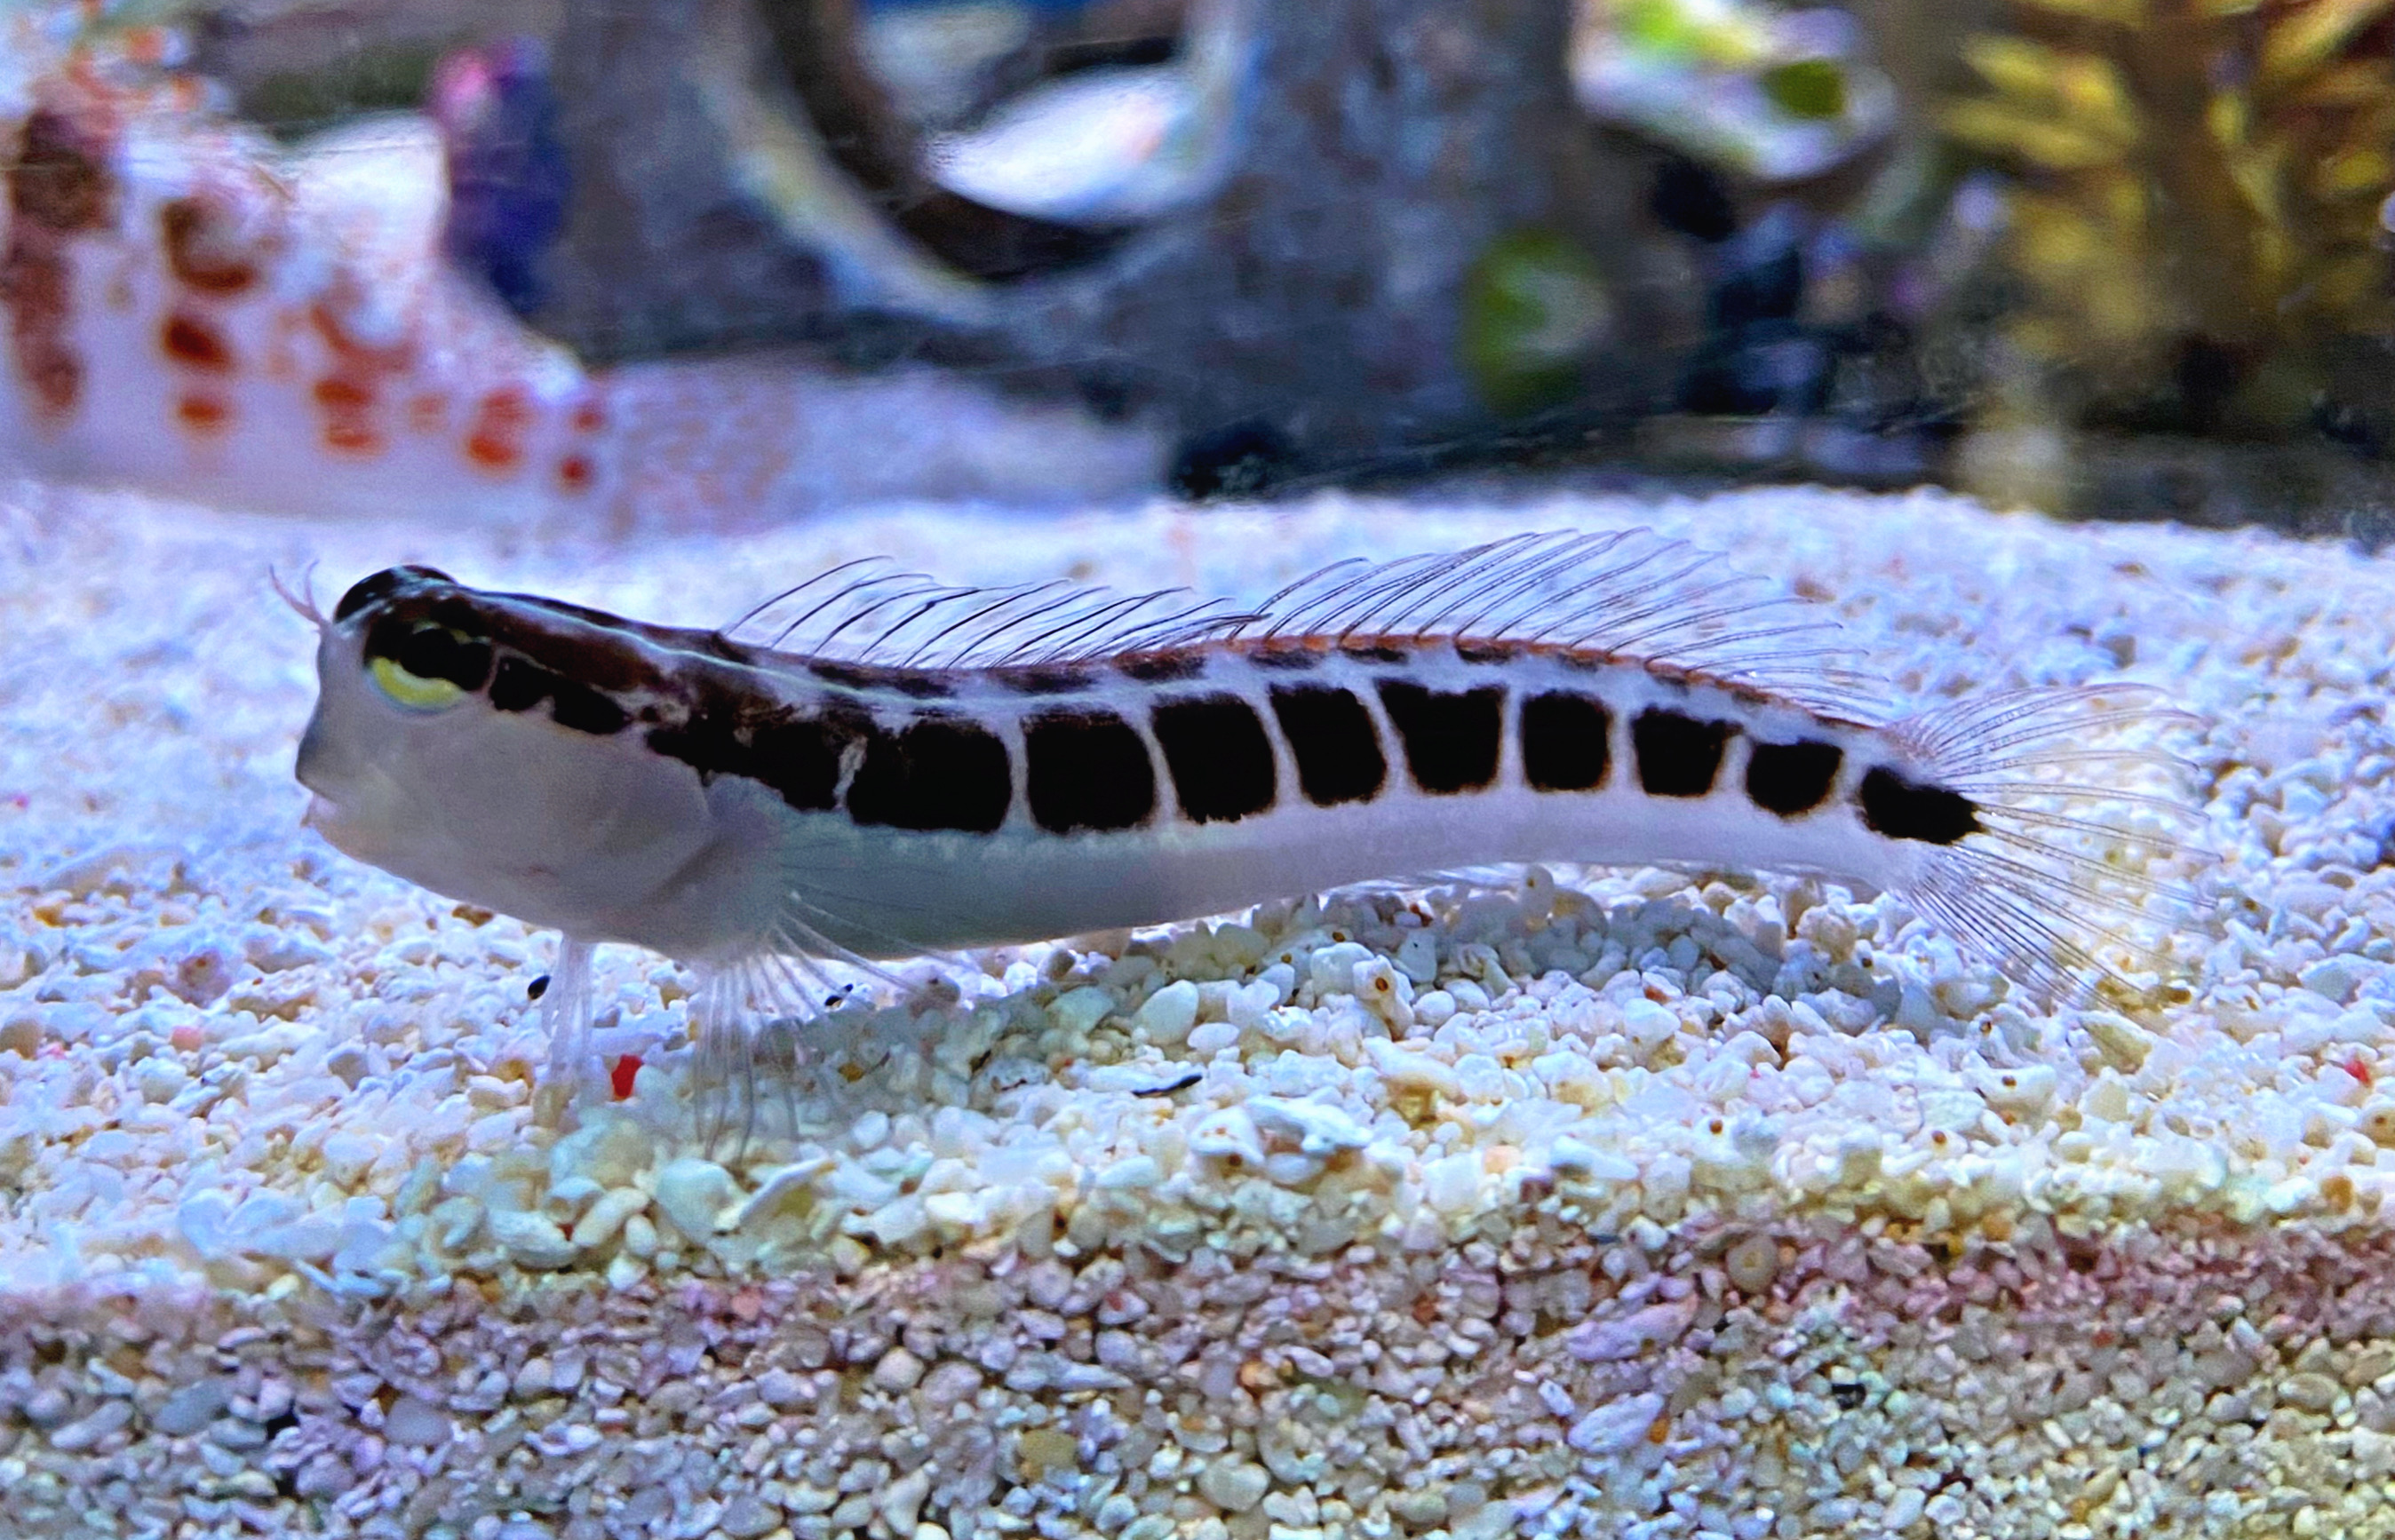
<box><xmin>465</xmin><ymin>711</ymin><xmax>718</xmax><ymax>902</ymax></box>
<box><xmin>293</xmin><ymin>706</ymin><xmax>335</xmax><ymax>795</ymax></box>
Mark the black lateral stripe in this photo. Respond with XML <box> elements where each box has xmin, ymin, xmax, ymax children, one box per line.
<box><xmin>1025</xmin><ymin>710</ymin><xmax>1157</xmax><ymax>833</ymax></box>
<box><xmin>847</xmin><ymin>717</ymin><xmax>1012</xmax><ymax>833</ymax></box>
<box><xmin>1632</xmin><ymin>708</ymin><xmax>1735</xmax><ymax>798</ymax></box>
<box><xmin>1377</xmin><ymin>680</ymin><xmax>1502</xmax><ymax>794</ymax></box>
<box><xmin>1521</xmin><ymin>691</ymin><xmax>1611</xmax><ymax>791</ymax></box>
<box><xmin>1858</xmin><ymin>765</ymin><xmax>1982</xmax><ymax>845</ymax></box>
<box><xmin>1151</xmin><ymin>695</ymin><xmax>1277</xmax><ymax>823</ymax></box>
<box><xmin>1269</xmin><ymin>686</ymin><xmax>1385</xmax><ymax>806</ymax></box>
<box><xmin>1745</xmin><ymin>739</ymin><xmax>1843</xmax><ymax>818</ymax></box>
<box><xmin>1252</xmin><ymin>647</ymin><xmax>1322</xmax><ymax>671</ymax></box>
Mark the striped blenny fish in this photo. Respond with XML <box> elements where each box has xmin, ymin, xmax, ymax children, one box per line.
<box><xmin>290</xmin><ymin>531</ymin><xmax>2193</xmax><ymax>1137</ymax></box>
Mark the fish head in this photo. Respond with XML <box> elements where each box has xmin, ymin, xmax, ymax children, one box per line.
<box><xmin>297</xmin><ymin>565</ymin><xmax>719</xmax><ymax>940</ymax></box>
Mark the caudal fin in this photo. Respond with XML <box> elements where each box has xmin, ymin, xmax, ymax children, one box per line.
<box><xmin>1885</xmin><ymin>685</ymin><xmax>2212</xmax><ymax>1009</ymax></box>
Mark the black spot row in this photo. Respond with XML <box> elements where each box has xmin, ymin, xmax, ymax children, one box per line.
<box><xmin>1632</xmin><ymin>707</ymin><xmax>1735</xmax><ymax>798</ymax></box>
<box><xmin>1026</xmin><ymin>710</ymin><xmax>1155</xmax><ymax>833</ymax></box>
<box><xmin>1271</xmin><ymin>685</ymin><xmax>1386</xmax><ymax>806</ymax></box>
<box><xmin>627</xmin><ymin>675</ymin><xmax>1981</xmax><ymax>847</ymax></box>
<box><xmin>1522</xmin><ymin>692</ymin><xmax>1610</xmax><ymax>790</ymax></box>
<box><xmin>1153</xmin><ymin>695</ymin><xmax>1277</xmax><ymax>823</ymax></box>
<box><xmin>1858</xmin><ymin>765</ymin><xmax>1982</xmax><ymax>845</ymax></box>
<box><xmin>642</xmin><ymin>679</ymin><xmax>850</xmax><ymax>811</ymax></box>
<box><xmin>1378</xmin><ymin>682</ymin><xmax>1502</xmax><ymax>795</ymax></box>
<box><xmin>848</xmin><ymin>718</ymin><xmax>1014</xmax><ymax>832</ymax></box>
<box><xmin>1746</xmin><ymin>738</ymin><xmax>1842</xmax><ymax>816</ymax></box>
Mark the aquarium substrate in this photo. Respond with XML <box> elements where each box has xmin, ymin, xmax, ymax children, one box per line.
<box><xmin>3</xmin><ymin>480</ymin><xmax>2393</xmax><ymax>1539</ymax></box>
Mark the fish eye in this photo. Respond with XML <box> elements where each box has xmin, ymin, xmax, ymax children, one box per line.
<box><xmin>370</xmin><ymin>653</ymin><xmax>466</xmax><ymax>710</ymax></box>
<box><xmin>365</xmin><ymin>620</ymin><xmax>492</xmax><ymax>710</ymax></box>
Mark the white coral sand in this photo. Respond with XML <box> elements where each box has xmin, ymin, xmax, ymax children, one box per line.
<box><xmin>3</xmin><ymin>479</ymin><xmax>2394</xmax><ymax>1538</ymax></box>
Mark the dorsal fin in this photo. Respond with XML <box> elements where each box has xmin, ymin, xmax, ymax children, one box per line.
<box><xmin>1245</xmin><ymin>529</ymin><xmax>1876</xmax><ymax>715</ymax></box>
<box><xmin>724</xmin><ymin>530</ymin><xmax>1877</xmax><ymax>713</ymax></box>
<box><xmin>722</xmin><ymin>558</ymin><xmax>1259</xmax><ymax>669</ymax></box>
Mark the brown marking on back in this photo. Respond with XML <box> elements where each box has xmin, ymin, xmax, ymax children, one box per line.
<box><xmin>4</xmin><ymin>107</ymin><xmax>117</xmax><ymax>420</ymax></box>
<box><xmin>161</xmin><ymin>312</ymin><xmax>233</xmax><ymax>371</ymax></box>
<box><xmin>569</xmin><ymin>398</ymin><xmax>605</xmax><ymax>434</ymax></box>
<box><xmin>1252</xmin><ymin>642</ymin><xmax>1324</xmax><ymax>671</ymax></box>
<box><xmin>1217</xmin><ymin>632</ymin><xmax>1836</xmax><ymax>721</ymax></box>
<box><xmin>336</xmin><ymin>567</ymin><xmax>453</xmax><ymax>623</ymax></box>
<box><xmin>175</xmin><ymin>393</ymin><xmax>233</xmax><ymax>435</ymax></box>
<box><xmin>160</xmin><ymin>197</ymin><xmax>259</xmax><ymax>295</ymax></box>
<box><xmin>310</xmin><ymin>297</ymin><xmax>413</xmax><ymax>372</ymax></box>
<box><xmin>1</xmin><ymin>243</ymin><xmax>80</xmax><ymax>417</ymax></box>
<box><xmin>556</xmin><ymin>454</ymin><xmax>594</xmax><ymax>493</ymax></box>
<box><xmin>314</xmin><ymin>375</ymin><xmax>382</xmax><ymax>456</ymax></box>
<box><xmin>996</xmin><ymin>664</ymin><xmax>1097</xmax><ymax>696</ymax></box>
<box><xmin>12</xmin><ymin>108</ymin><xmax>115</xmax><ymax>233</ymax></box>
<box><xmin>1858</xmin><ymin>766</ymin><xmax>1982</xmax><ymax>845</ymax></box>
<box><xmin>465</xmin><ymin>385</ymin><xmax>534</xmax><ymax>473</ymax></box>
<box><xmin>406</xmin><ymin>392</ymin><xmax>449</xmax><ymax>433</ymax></box>
<box><xmin>809</xmin><ymin>660</ymin><xmax>955</xmax><ymax>699</ymax></box>
<box><xmin>1118</xmin><ymin>651</ymin><xmax>1205</xmax><ymax>683</ymax></box>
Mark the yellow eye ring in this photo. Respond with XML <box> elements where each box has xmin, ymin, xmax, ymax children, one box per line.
<box><xmin>370</xmin><ymin>653</ymin><xmax>466</xmax><ymax>710</ymax></box>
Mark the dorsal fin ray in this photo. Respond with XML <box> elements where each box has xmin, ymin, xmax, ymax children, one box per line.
<box><xmin>722</xmin><ymin>530</ymin><xmax>1876</xmax><ymax>712</ymax></box>
<box><xmin>1237</xmin><ymin>529</ymin><xmax>1878</xmax><ymax>717</ymax></box>
<box><xmin>723</xmin><ymin>557</ymin><xmax>1259</xmax><ymax>669</ymax></box>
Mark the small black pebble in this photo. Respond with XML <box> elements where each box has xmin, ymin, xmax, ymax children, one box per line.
<box><xmin>1830</xmin><ymin>1381</ymin><xmax>1866</xmax><ymax>1410</ymax></box>
<box><xmin>1169</xmin><ymin>418</ymin><xmax>1297</xmax><ymax>500</ymax></box>
<box><xmin>527</xmin><ymin>973</ymin><xmax>550</xmax><ymax>1001</ymax></box>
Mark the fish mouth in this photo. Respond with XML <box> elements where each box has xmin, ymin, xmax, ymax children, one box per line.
<box><xmin>299</xmin><ymin>793</ymin><xmax>378</xmax><ymax>866</ymax></box>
